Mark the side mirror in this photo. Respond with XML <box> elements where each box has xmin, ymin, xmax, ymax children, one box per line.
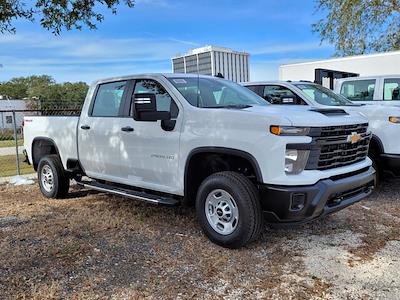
<box><xmin>133</xmin><ymin>93</ymin><xmax>171</xmax><ymax>121</ymax></box>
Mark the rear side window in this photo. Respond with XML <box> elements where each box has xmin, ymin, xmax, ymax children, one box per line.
<box><xmin>383</xmin><ymin>78</ymin><xmax>400</xmax><ymax>100</ymax></box>
<box><xmin>92</xmin><ymin>81</ymin><xmax>127</xmax><ymax>117</ymax></box>
<box><xmin>340</xmin><ymin>80</ymin><xmax>375</xmax><ymax>101</ymax></box>
<box><xmin>263</xmin><ymin>85</ymin><xmax>304</xmax><ymax>104</ymax></box>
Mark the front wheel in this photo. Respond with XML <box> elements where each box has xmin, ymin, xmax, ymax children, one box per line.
<box><xmin>38</xmin><ymin>155</ymin><xmax>70</xmax><ymax>199</ymax></box>
<box><xmin>196</xmin><ymin>171</ymin><xmax>263</xmax><ymax>248</ymax></box>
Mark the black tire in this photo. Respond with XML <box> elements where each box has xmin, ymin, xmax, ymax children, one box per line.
<box><xmin>38</xmin><ymin>155</ymin><xmax>70</xmax><ymax>199</ymax></box>
<box><xmin>196</xmin><ymin>171</ymin><xmax>263</xmax><ymax>249</ymax></box>
<box><xmin>370</xmin><ymin>156</ymin><xmax>381</xmax><ymax>187</ymax></box>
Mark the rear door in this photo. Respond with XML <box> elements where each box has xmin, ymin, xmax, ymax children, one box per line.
<box><xmin>78</xmin><ymin>80</ymin><xmax>128</xmax><ymax>182</ymax></box>
<box><xmin>118</xmin><ymin>78</ymin><xmax>183</xmax><ymax>194</ymax></box>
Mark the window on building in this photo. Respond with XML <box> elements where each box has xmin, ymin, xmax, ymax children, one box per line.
<box><xmin>92</xmin><ymin>81</ymin><xmax>127</xmax><ymax>117</ymax></box>
<box><xmin>6</xmin><ymin>116</ymin><xmax>13</xmax><ymax>124</ymax></box>
<box><xmin>133</xmin><ymin>79</ymin><xmax>179</xmax><ymax>118</ymax></box>
<box><xmin>340</xmin><ymin>80</ymin><xmax>376</xmax><ymax>101</ymax></box>
<box><xmin>383</xmin><ymin>78</ymin><xmax>400</xmax><ymax>100</ymax></box>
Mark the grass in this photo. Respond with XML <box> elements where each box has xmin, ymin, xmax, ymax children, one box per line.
<box><xmin>0</xmin><ymin>154</ymin><xmax>34</xmax><ymax>177</ymax></box>
<box><xmin>0</xmin><ymin>139</ymin><xmax>23</xmax><ymax>148</ymax></box>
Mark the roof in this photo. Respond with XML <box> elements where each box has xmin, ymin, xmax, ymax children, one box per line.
<box><xmin>173</xmin><ymin>45</ymin><xmax>249</xmax><ymax>59</ymax></box>
<box><xmin>280</xmin><ymin>50</ymin><xmax>400</xmax><ymax>68</ymax></box>
<box><xmin>92</xmin><ymin>73</ymin><xmax>224</xmax><ymax>85</ymax></box>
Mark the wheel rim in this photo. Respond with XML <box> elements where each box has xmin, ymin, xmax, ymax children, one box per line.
<box><xmin>205</xmin><ymin>189</ymin><xmax>239</xmax><ymax>235</ymax></box>
<box><xmin>41</xmin><ymin>164</ymin><xmax>54</xmax><ymax>193</ymax></box>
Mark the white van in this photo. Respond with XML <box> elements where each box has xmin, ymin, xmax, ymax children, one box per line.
<box><xmin>334</xmin><ymin>75</ymin><xmax>400</xmax><ymax>106</ymax></box>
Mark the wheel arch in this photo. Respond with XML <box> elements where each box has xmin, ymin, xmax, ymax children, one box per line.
<box><xmin>183</xmin><ymin>147</ymin><xmax>263</xmax><ymax>204</ymax></box>
<box><xmin>31</xmin><ymin>137</ymin><xmax>62</xmax><ymax>171</ymax></box>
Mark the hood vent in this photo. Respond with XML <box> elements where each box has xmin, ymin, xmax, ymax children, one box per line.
<box><xmin>310</xmin><ymin>108</ymin><xmax>348</xmax><ymax>116</ymax></box>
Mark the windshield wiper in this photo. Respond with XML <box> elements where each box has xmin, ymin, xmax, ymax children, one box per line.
<box><xmin>206</xmin><ymin>104</ymin><xmax>253</xmax><ymax>109</ymax></box>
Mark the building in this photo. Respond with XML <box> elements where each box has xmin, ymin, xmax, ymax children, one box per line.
<box><xmin>172</xmin><ymin>46</ymin><xmax>250</xmax><ymax>82</ymax></box>
<box><xmin>0</xmin><ymin>99</ymin><xmax>27</xmax><ymax>130</ymax></box>
<box><xmin>279</xmin><ymin>50</ymin><xmax>400</xmax><ymax>88</ymax></box>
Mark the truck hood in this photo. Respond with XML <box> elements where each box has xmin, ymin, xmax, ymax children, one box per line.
<box><xmin>315</xmin><ymin>103</ymin><xmax>400</xmax><ymax>119</ymax></box>
<box><xmin>242</xmin><ymin>105</ymin><xmax>368</xmax><ymax>127</ymax></box>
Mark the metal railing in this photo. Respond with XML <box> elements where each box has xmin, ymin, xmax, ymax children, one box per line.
<box><xmin>0</xmin><ymin>105</ymin><xmax>81</xmax><ymax>178</ymax></box>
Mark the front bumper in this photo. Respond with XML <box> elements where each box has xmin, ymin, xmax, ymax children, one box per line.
<box><xmin>258</xmin><ymin>167</ymin><xmax>375</xmax><ymax>224</ymax></box>
<box><xmin>380</xmin><ymin>154</ymin><xmax>400</xmax><ymax>176</ymax></box>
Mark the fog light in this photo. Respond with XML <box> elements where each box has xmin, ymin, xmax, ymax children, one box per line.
<box><xmin>290</xmin><ymin>193</ymin><xmax>306</xmax><ymax>211</ymax></box>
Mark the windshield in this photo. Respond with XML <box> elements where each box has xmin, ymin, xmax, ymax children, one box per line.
<box><xmin>168</xmin><ymin>77</ymin><xmax>267</xmax><ymax>108</ymax></box>
<box><xmin>295</xmin><ymin>84</ymin><xmax>354</xmax><ymax>106</ymax></box>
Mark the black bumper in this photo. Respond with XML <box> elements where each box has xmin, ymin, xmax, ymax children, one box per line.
<box><xmin>381</xmin><ymin>154</ymin><xmax>400</xmax><ymax>176</ymax></box>
<box><xmin>258</xmin><ymin>167</ymin><xmax>375</xmax><ymax>224</ymax></box>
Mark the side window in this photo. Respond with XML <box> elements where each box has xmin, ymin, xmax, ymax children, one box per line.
<box><xmin>92</xmin><ymin>81</ymin><xmax>127</xmax><ymax>117</ymax></box>
<box><xmin>340</xmin><ymin>80</ymin><xmax>375</xmax><ymax>101</ymax></box>
<box><xmin>383</xmin><ymin>78</ymin><xmax>400</xmax><ymax>100</ymax></box>
<box><xmin>133</xmin><ymin>79</ymin><xmax>179</xmax><ymax>118</ymax></box>
<box><xmin>263</xmin><ymin>85</ymin><xmax>299</xmax><ymax>104</ymax></box>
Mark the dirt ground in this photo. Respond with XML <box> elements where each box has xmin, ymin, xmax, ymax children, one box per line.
<box><xmin>0</xmin><ymin>179</ymin><xmax>399</xmax><ymax>299</ymax></box>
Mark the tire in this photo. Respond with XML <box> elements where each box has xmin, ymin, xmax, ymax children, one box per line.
<box><xmin>196</xmin><ymin>171</ymin><xmax>263</xmax><ymax>249</ymax></box>
<box><xmin>38</xmin><ymin>155</ymin><xmax>70</xmax><ymax>199</ymax></box>
<box><xmin>370</xmin><ymin>155</ymin><xmax>381</xmax><ymax>187</ymax></box>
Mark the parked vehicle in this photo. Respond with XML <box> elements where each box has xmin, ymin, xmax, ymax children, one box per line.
<box><xmin>334</xmin><ymin>75</ymin><xmax>400</xmax><ymax>106</ymax></box>
<box><xmin>24</xmin><ymin>74</ymin><xmax>375</xmax><ymax>248</ymax></box>
<box><xmin>243</xmin><ymin>81</ymin><xmax>400</xmax><ymax>181</ymax></box>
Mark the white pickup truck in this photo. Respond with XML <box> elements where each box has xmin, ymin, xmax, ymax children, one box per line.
<box><xmin>334</xmin><ymin>75</ymin><xmax>400</xmax><ymax>106</ymax></box>
<box><xmin>243</xmin><ymin>81</ymin><xmax>400</xmax><ymax>181</ymax></box>
<box><xmin>24</xmin><ymin>74</ymin><xmax>375</xmax><ymax>248</ymax></box>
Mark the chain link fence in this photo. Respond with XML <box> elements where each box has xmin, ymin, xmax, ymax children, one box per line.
<box><xmin>0</xmin><ymin>103</ymin><xmax>82</xmax><ymax>179</ymax></box>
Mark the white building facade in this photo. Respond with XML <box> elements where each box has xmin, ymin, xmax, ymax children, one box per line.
<box><xmin>172</xmin><ymin>46</ymin><xmax>250</xmax><ymax>82</ymax></box>
<box><xmin>279</xmin><ymin>51</ymin><xmax>400</xmax><ymax>84</ymax></box>
<box><xmin>0</xmin><ymin>100</ymin><xmax>27</xmax><ymax>130</ymax></box>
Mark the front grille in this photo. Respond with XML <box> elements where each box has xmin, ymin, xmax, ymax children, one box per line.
<box><xmin>305</xmin><ymin>123</ymin><xmax>371</xmax><ymax>171</ymax></box>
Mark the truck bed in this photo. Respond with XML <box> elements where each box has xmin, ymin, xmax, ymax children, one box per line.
<box><xmin>24</xmin><ymin>116</ymin><xmax>79</xmax><ymax>169</ymax></box>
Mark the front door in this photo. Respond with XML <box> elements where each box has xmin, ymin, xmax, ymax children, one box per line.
<box><xmin>78</xmin><ymin>80</ymin><xmax>128</xmax><ymax>182</ymax></box>
<box><xmin>118</xmin><ymin>79</ymin><xmax>183</xmax><ymax>194</ymax></box>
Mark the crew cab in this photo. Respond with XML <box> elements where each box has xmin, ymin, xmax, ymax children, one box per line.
<box><xmin>24</xmin><ymin>74</ymin><xmax>375</xmax><ymax>248</ymax></box>
<box><xmin>243</xmin><ymin>81</ymin><xmax>400</xmax><ymax>180</ymax></box>
<box><xmin>334</xmin><ymin>75</ymin><xmax>400</xmax><ymax>106</ymax></box>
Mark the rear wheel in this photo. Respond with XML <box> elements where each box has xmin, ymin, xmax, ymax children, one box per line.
<box><xmin>38</xmin><ymin>155</ymin><xmax>70</xmax><ymax>199</ymax></box>
<box><xmin>196</xmin><ymin>171</ymin><xmax>263</xmax><ymax>248</ymax></box>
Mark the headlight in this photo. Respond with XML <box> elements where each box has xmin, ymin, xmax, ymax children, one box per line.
<box><xmin>285</xmin><ymin>149</ymin><xmax>310</xmax><ymax>174</ymax></box>
<box><xmin>270</xmin><ymin>126</ymin><xmax>310</xmax><ymax>136</ymax></box>
<box><xmin>389</xmin><ymin>117</ymin><xmax>400</xmax><ymax>123</ymax></box>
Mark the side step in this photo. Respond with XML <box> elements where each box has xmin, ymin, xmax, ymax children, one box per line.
<box><xmin>77</xmin><ymin>180</ymin><xmax>180</xmax><ymax>206</ymax></box>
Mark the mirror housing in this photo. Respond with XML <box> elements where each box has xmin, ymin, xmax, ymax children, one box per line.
<box><xmin>133</xmin><ymin>93</ymin><xmax>171</xmax><ymax>121</ymax></box>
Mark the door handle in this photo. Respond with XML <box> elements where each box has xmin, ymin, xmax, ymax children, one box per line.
<box><xmin>80</xmin><ymin>125</ymin><xmax>90</xmax><ymax>130</ymax></box>
<box><xmin>121</xmin><ymin>126</ymin><xmax>134</xmax><ymax>132</ymax></box>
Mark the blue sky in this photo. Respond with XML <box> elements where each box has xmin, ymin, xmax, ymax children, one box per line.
<box><xmin>0</xmin><ymin>0</ymin><xmax>333</xmax><ymax>83</ymax></box>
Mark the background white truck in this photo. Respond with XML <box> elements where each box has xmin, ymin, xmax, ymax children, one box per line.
<box><xmin>243</xmin><ymin>81</ymin><xmax>400</xmax><ymax>181</ymax></box>
<box><xmin>334</xmin><ymin>75</ymin><xmax>400</xmax><ymax>106</ymax></box>
<box><xmin>24</xmin><ymin>74</ymin><xmax>375</xmax><ymax>248</ymax></box>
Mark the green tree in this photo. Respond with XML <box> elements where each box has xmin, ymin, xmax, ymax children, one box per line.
<box><xmin>313</xmin><ymin>0</ymin><xmax>400</xmax><ymax>56</ymax></box>
<box><xmin>0</xmin><ymin>0</ymin><xmax>134</xmax><ymax>34</ymax></box>
<box><xmin>0</xmin><ymin>75</ymin><xmax>88</xmax><ymax>110</ymax></box>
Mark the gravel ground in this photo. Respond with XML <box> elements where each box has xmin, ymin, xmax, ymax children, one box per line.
<box><xmin>0</xmin><ymin>179</ymin><xmax>399</xmax><ymax>299</ymax></box>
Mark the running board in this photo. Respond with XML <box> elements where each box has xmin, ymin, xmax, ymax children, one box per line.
<box><xmin>77</xmin><ymin>180</ymin><xmax>180</xmax><ymax>206</ymax></box>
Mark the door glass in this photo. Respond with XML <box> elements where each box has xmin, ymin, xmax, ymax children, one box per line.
<box><xmin>92</xmin><ymin>81</ymin><xmax>127</xmax><ymax>117</ymax></box>
<box><xmin>133</xmin><ymin>79</ymin><xmax>179</xmax><ymax>118</ymax></box>
<box><xmin>340</xmin><ymin>80</ymin><xmax>375</xmax><ymax>101</ymax></box>
<box><xmin>263</xmin><ymin>85</ymin><xmax>301</xmax><ymax>104</ymax></box>
<box><xmin>383</xmin><ymin>78</ymin><xmax>400</xmax><ymax>100</ymax></box>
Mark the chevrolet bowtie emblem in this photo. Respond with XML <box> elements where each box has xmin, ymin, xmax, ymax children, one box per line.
<box><xmin>347</xmin><ymin>132</ymin><xmax>362</xmax><ymax>144</ymax></box>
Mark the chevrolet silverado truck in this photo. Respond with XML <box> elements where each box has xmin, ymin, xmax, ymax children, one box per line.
<box><xmin>24</xmin><ymin>74</ymin><xmax>375</xmax><ymax>248</ymax></box>
<box><xmin>243</xmin><ymin>81</ymin><xmax>400</xmax><ymax>182</ymax></box>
